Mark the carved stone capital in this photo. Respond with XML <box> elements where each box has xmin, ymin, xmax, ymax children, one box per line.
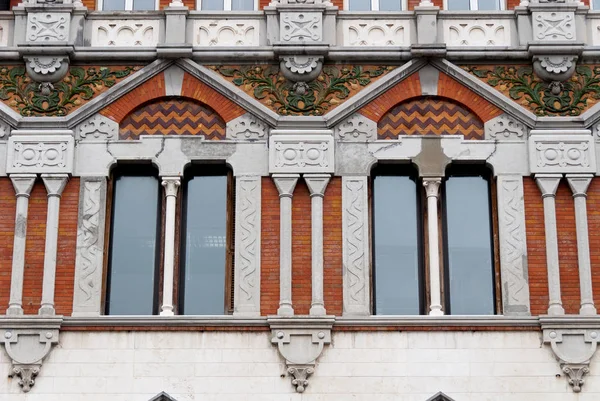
<box><xmin>304</xmin><ymin>174</ymin><xmax>330</xmax><ymax>198</ymax></box>
<box><xmin>2</xmin><ymin>318</ymin><xmax>61</xmax><ymax>393</ymax></box>
<box><xmin>273</xmin><ymin>174</ymin><xmax>299</xmax><ymax>198</ymax></box>
<box><xmin>269</xmin><ymin>317</ymin><xmax>334</xmax><ymax>393</ymax></box>
<box><xmin>566</xmin><ymin>174</ymin><xmax>593</xmax><ymax>197</ymax></box>
<box><xmin>10</xmin><ymin>174</ymin><xmax>37</xmax><ymax>198</ymax></box>
<box><xmin>423</xmin><ymin>178</ymin><xmax>441</xmax><ymax>198</ymax></box>
<box><xmin>161</xmin><ymin>177</ymin><xmax>181</xmax><ymax>198</ymax></box>
<box><xmin>535</xmin><ymin>174</ymin><xmax>561</xmax><ymax>197</ymax></box>
<box><xmin>542</xmin><ymin>323</ymin><xmax>600</xmax><ymax>393</ymax></box>
<box><xmin>41</xmin><ymin>174</ymin><xmax>69</xmax><ymax>197</ymax></box>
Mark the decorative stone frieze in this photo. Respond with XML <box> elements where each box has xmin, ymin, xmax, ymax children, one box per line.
<box><xmin>91</xmin><ymin>20</ymin><xmax>160</xmax><ymax>47</ymax></box>
<box><xmin>226</xmin><ymin>114</ymin><xmax>268</xmax><ymax>140</ymax></box>
<box><xmin>542</xmin><ymin>320</ymin><xmax>600</xmax><ymax>393</ymax></box>
<box><xmin>341</xmin><ymin>19</ymin><xmax>408</xmax><ymax>47</ymax></box>
<box><xmin>7</xmin><ymin>134</ymin><xmax>74</xmax><ymax>174</ymax></box>
<box><xmin>76</xmin><ymin>114</ymin><xmax>118</xmax><ymax>140</ymax></box>
<box><xmin>484</xmin><ymin>114</ymin><xmax>527</xmax><ymax>140</ymax></box>
<box><xmin>2</xmin><ymin>318</ymin><xmax>62</xmax><ymax>393</ymax></box>
<box><xmin>529</xmin><ymin>134</ymin><xmax>595</xmax><ymax>174</ymax></box>
<box><xmin>72</xmin><ymin>177</ymin><xmax>107</xmax><ymax>317</ymax></box>
<box><xmin>443</xmin><ymin>20</ymin><xmax>510</xmax><ymax>47</ymax></box>
<box><xmin>269</xmin><ymin>317</ymin><xmax>334</xmax><ymax>393</ymax></box>
<box><xmin>26</xmin><ymin>12</ymin><xmax>70</xmax><ymax>43</ymax></box>
<box><xmin>532</xmin><ymin>11</ymin><xmax>575</xmax><ymax>42</ymax></box>
<box><xmin>280</xmin><ymin>12</ymin><xmax>322</xmax><ymax>43</ymax></box>
<box><xmin>269</xmin><ymin>132</ymin><xmax>334</xmax><ymax>174</ymax></box>
<box><xmin>233</xmin><ymin>176</ymin><xmax>262</xmax><ymax>317</ymax></box>
<box><xmin>192</xmin><ymin>19</ymin><xmax>260</xmax><ymax>47</ymax></box>
<box><xmin>334</xmin><ymin>113</ymin><xmax>376</xmax><ymax>142</ymax></box>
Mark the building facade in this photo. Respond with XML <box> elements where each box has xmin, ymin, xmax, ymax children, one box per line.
<box><xmin>0</xmin><ymin>0</ymin><xmax>600</xmax><ymax>399</ymax></box>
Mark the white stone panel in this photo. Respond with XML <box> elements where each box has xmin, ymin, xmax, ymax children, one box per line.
<box><xmin>529</xmin><ymin>134</ymin><xmax>596</xmax><ymax>174</ymax></box>
<box><xmin>443</xmin><ymin>19</ymin><xmax>511</xmax><ymax>46</ymax></box>
<box><xmin>341</xmin><ymin>19</ymin><xmax>409</xmax><ymax>47</ymax></box>
<box><xmin>0</xmin><ymin>20</ymin><xmax>9</xmax><ymax>47</ymax></box>
<box><xmin>6</xmin><ymin>134</ymin><xmax>74</xmax><ymax>174</ymax></box>
<box><xmin>193</xmin><ymin>19</ymin><xmax>260</xmax><ymax>46</ymax></box>
<box><xmin>532</xmin><ymin>11</ymin><xmax>575</xmax><ymax>42</ymax></box>
<box><xmin>269</xmin><ymin>132</ymin><xmax>334</xmax><ymax>174</ymax></box>
<box><xmin>91</xmin><ymin>19</ymin><xmax>160</xmax><ymax>47</ymax></box>
<box><xmin>26</xmin><ymin>12</ymin><xmax>70</xmax><ymax>43</ymax></box>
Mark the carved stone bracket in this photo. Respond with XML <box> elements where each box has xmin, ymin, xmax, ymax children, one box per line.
<box><xmin>1</xmin><ymin>317</ymin><xmax>62</xmax><ymax>393</ymax></box>
<box><xmin>542</xmin><ymin>322</ymin><xmax>600</xmax><ymax>393</ymax></box>
<box><xmin>269</xmin><ymin>317</ymin><xmax>334</xmax><ymax>393</ymax></box>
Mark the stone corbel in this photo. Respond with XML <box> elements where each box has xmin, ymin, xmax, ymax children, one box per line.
<box><xmin>1</xmin><ymin>317</ymin><xmax>62</xmax><ymax>393</ymax></box>
<box><xmin>269</xmin><ymin>317</ymin><xmax>334</xmax><ymax>393</ymax></box>
<box><xmin>542</xmin><ymin>317</ymin><xmax>600</xmax><ymax>393</ymax></box>
<box><xmin>23</xmin><ymin>56</ymin><xmax>70</xmax><ymax>95</ymax></box>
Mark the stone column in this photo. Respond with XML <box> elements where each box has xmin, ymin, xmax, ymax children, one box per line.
<box><xmin>342</xmin><ymin>176</ymin><xmax>370</xmax><ymax>316</ymax></box>
<box><xmin>273</xmin><ymin>174</ymin><xmax>299</xmax><ymax>317</ymax></box>
<box><xmin>535</xmin><ymin>174</ymin><xmax>564</xmax><ymax>316</ymax></box>
<box><xmin>39</xmin><ymin>174</ymin><xmax>69</xmax><ymax>316</ymax></box>
<box><xmin>423</xmin><ymin>178</ymin><xmax>443</xmax><ymax>316</ymax></box>
<box><xmin>567</xmin><ymin>174</ymin><xmax>596</xmax><ymax>316</ymax></box>
<box><xmin>160</xmin><ymin>177</ymin><xmax>180</xmax><ymax>316</ymax></box>
<box><xmin>6</xmin><ymin>174</ymin><xmax>36</xmax><ymax>316</ymax></box>
<box><xmin>72</xmin><ymin>177</ymin><xmax>108</xmax><ymax>317</ymax></box>
<box><xmin>234</xmin><ymin>176</ymin><xmax>262</xmax><ymax>317</ymax></box>
<box><xmin>305</xmin><ymin>174</ymin><xmax>331</xmax><ymax>316</ymax></box>
<box><xmin>496</xmin><ymin>175</ymin><xmax>531</xmax><ymax>315</ymax></box>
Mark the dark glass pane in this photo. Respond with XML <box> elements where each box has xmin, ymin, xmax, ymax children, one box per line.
<box><xmin>0</xmin><ymin>0</ymin><xmax>10</xmax><ymax>10</ymax></box>
<box><xmin>102</xmin><ymin>0</ymin><xmax>126</xmax><ymax>10</ymax></box>
<box><xmin>232</xmin><ymin>0</ymin><xmax>254</xmax><ymax>10</ymax></box>
<box><xmin>374</xmin><ymin>175</ymin><xmax>421</xmax><ymax>315</ymax></box>
<box><xmin>447</xmin><ymin>0</ymin><xmax>470</xmax><ymax>9</ymax></box>
<box><xmin>107</xmin><ymin>175</ymin><xmax>159</xmax><ymax>315</ymax></box>
<box><xmin>379</xmin><ymin>0</ymin><xmax>402</xmax><ymax>10</ymax></box>
<box><xmin>445</xmin><ymin>175</ymin><xmax>494</xmax><ymax>315</ymax></box>
<box><xmin>349</xmin><ymin>0</ymin><xmax>371</xmax><ymax>11</ymax></box>
<box><xmin>182</xmin><ymin>175</ymin><xmax>227</xmax><ymax>315</ymax></box>
<box><xmin>133</xmin><ymin>0</ymin><xmax>155</xmax><ymax>10</ymax></box>
<box><xmin>202</xmin><ymin>0</ymin><xmax>224</xmax><ymax>10</ymax></box>
<box><xmin>477</xmin><ymin>0</ymin><xmax>499</xmax><ymax>10</ymax></box>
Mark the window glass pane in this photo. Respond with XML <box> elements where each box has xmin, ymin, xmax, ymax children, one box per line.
<box><xmin>594</xmin><ymin>0</ymin><xmax>600</xmax><ymax>9</ymax></box>
<box><xmin>107</xmin><ymin>175</ymin><xmax>159</xmax><ymax>315</ymax></box>
<box><xmin>202</xmin><ymin>0</ymin><xmax>224</xmax><ymax>10</ymax></box>
<box><xmin>102</xmin><ymin>0</ymin><xmax>126</xmax><ymax>10</ymax></box>
<box><xmin>447</xmin><ymin>0</ymin><xmax>470</xmax><ymax>10</ymax></box>
<box><xmin>231</xmin><ymin>0</ymin><xmax>254</xmax><ymax>10</ymax></box>
<box><xmin>133</xmin><ymin>0</ymin><xmax>155</xmax><ymax>9</ymax></box>
<box><xmin>374</xmin><ymin>175</ymin><xmax>421</xmax><ymax>315</ymax></box>
<box><xmin>379</xmin><ymin>0</ymin><xmax>402</xmax><ymax>10</ymax></box>
<box><xmin>182</xmin><ymin>175</ymin><xmax>227</xmax><ymax>315</ymax></box>
<box><xmin>477</xmin><ymin>0</ymin><xmax>499</xmax><ymax>10</ymax></box>
<box><xmin>445</xmin><ymin>175</ymin><xmax>494</xmax><ymax>315</ymax></box>
<box><xmin>348</xmin><ymin>0</ymin><xmax>371</xmax><ymax>11</ymax></box>
<box><xmin>0</xmin><ymin>0</ymin><xmax>10</xmax><ymax>10</ymax></box>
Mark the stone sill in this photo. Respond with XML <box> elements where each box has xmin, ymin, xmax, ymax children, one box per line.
<box><xmin>335</xmin><ymin>316</ymin><xmax>541</xmax><ymax>328</ymax></box>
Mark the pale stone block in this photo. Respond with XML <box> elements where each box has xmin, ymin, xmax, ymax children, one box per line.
<box><xmin>133</xmin><ymin>332</ymin><xmax>199</xmax><ymax>349</ymax></box>
<box><xmin>330</xmin><ymin>332</ymin><xmax>353</xmax><ymax>349</ymax></box>
<box><xmin>407</xmin><ymin>332</ymin><xmax>458</xmax><ymax>349</ymax></box>
<box><xmin>411</xmin><ymin>362</ymin><xmax>470</xmax><ymax>377</ymax></box>
<box><xmin>52</xmin><ymin>377</ymin><xmax>107</xmax><ymax>394</ymax></box>
<box><xmin>352</xmin><ymin>332</ymin><xmax>408</xmax><ymax>349</ymax></box>
<box><xmin>134</xmin><ymin>363</ymin><xmax>195</xmax><ymax>377</ymax></box>
<box><xmin>134</xmin><ymin>348</ymin><xmax>221</xmax><ymax>364</ymax></box>
<box><xmin>103</xmin><ymin>376</ymin><xmax>134</xmax><ymax>394</ymax></box>
<box><xmin>221</xmin><ymin>348</ymin><xmax>280</xmax><ymax>363</ymax></box>
<box><xmin>77</xmin><ymin>332</ymin><xmax>134</xmax><ymax>349</ymax></box>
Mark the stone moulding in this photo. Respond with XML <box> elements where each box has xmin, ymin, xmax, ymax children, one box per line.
<box><xmin>268</xmin><ymin>317</ymin><xmax>334</xmax><ymax>393</ymax></box>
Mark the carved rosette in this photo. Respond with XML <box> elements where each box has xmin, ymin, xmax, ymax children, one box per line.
<box><xmin>532</xmin><ymin>56</ymin><xmax>578</xmax><ymax>86</ymax></box>
<box><xmin>24</xmin><ymin>56</ymin><xmax>70</xmax><ymax>90</ymax></box>
<box><xmin>280</xmin><ymin>56</ymin><xmax>323</xmax><ymax>84</ymax></box>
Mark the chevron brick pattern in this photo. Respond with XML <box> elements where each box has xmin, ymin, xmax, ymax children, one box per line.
<box><xmin>378</xmin><ymin>97</ymin><xmax>484</xmax><ymax>140</ymax></box>
<box><xmin>120</xmin><ymin>98</ymin><xmax>226</xmax><ymax>140</ymax></box>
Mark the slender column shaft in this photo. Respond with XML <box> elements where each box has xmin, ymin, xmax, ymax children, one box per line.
<box><xmin>567</xmin><ymin>175</ymin><xmax>596</xmax><ymax>315</ymax></box>
<box><xmin>39</xmin><ymin>174</ymin><xmax>69</xmax><ymax>316</ymax></box>
<box><xmin>6</xmin><ymin>175</ymin><xmax>36</xmax><ymax>316</ymax></box>
<box><xmin>160</xmin><ymin>177</ymin><xmax>180</xmax><ymax>316</ymax></box>
<box><xmin>305</xmin><ymin>174</ymin><xmax>330</xmax><ymax>316</ymax></box>
<box><xmin>423</xmin><ymin>178</ymin><xmax>443</xmax><ymax>316</ymax></box>
<box><xmin>273</xmin><ymin>174</ymin><xmax>299</xmax><ymax>317</ymax></box>
<box><xmin>536</xmin><ymin>174</ymin><xmax>564</xmax><ymax>316</ymax></box>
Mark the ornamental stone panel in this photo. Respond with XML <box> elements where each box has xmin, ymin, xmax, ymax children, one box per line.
<box><xmin>269</xmin><ymin>132</ymin><xmax>334</xmax><ymax>174</ymax></box>
<box><xmin>7</xmin><ymin>134</ymin><xmax>74</xmax><ymax>174</ymax></box>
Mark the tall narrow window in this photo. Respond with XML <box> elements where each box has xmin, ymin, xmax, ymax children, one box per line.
<box><xmin>106</xmin><ymin>166</ymin><xmax>161</xmax><ymax>315</ymax></box>
<box><xmin>347</xmin><ymin>0</ymin><xmax>404</xmax><ymax>11</ymax></box>
<box><xmin>373</xmin><ymin>166</ymin><xmax>423</xmax><ymax>315</ymax></box>
<box><xmin>99</xmin><ymin>0</ymin><xmax>155</xmax><ymax>11</ymax></box>
<box><xmin>442</xmin><ymin>166</ymin><xmax>495</xmax><ymax>315</ymax></box>
<box><xmin>199</xmin><ymin>0</ymin><xmax>254</xmax><ymax>10</ymax></box>
<box><xmin>179</xmin><ymin>166</ymin><xmax>230</xmax><ymax>315</ymax></box>
<box><xmin>446</xmin><ymin>0</ymin><xmax>502</xmax><ymax>10</ymax></box>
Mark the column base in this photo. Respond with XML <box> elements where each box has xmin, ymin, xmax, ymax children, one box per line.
<box><xmin>160</xmin><ymin>308</ymin><xmax>175</xmax><ymax>316</ymax></box>
<box><xmin>277</xmin><ymin>305</ymin><xmax>295</xmax><ymax>317</ymax></box>
<box><xmin>429</xmin><ymin>306</ymin><xmax>444</xmax><ymax>316</ymax></box>
<box><xmin>38</xmin><ymin>305</ymin><xmax>55</xmax><ymax>316</ymax></box>
<box><xmin>309</xmin><ymin>305</ymin><xmax>327</xmax><ymax>316</ymax></box>
<box><xmin>548</xmin><ymin>304</ymin><xmax>565</xmax><ymax>316</ymax></box>
<box><xmin>6</xmin><ymin>306</ymin><xmax>23</xmax><ymax>316</ymax></box>
<box><xmin>580</xmin><ymin>304</ymin><xmax>597</xmax><ymax>316</ymax></box>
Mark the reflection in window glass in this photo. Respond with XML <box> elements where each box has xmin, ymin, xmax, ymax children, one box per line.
<box><xmin>181</xmin><ymin>175</ymin><xmax>228</xmax><ymax>315</ymax></box>
<box><xmin>447</xmin><ymin>0</ymin><xmax>470</xmax><ymax>9</ymax></box>
<box><xmin>107</xmin><ymin>174</ymin><xmax>160</xmax><ymax>315</ymax></box>
<box><xmin>374</xmin><ymin>175</ymin><xmax>421</xmax><ymax>315</ymax></box>
<box><xmin>133</xmin><ymin>0</ymin><xmax>155</xmax><ymax>10</ymax></box>
<box><xmin>102</xmin><ymin>0</ymin><xmax>126</xmax><ymax>10</ymax></box>
<box><xmin>477</xmin><ymin>0</ymin><xmax>499</xmax><ymax>10</ymax></box>
<box><xmin>231</xmin><ymin>0</ymin><xmax>254</xmax><ymax>10</ymax></box>
<box><xmin>444</xmin><ymin>175</ymin><xmax>495</xmax><ymax>315</ymax></box>
<box><xmin>348</xmin><ymin>0</ymin><xmax>371</xmax><ymax>11</ymax></box>
<box><xmin>379</xmin><ymin>0</ymin><xmax>402</xmax><ymax>10</ymax></box>
<box><xmin>202</xmin><ymin>0</ymin><xmax>225</xmax><ymax>10</ymax></box>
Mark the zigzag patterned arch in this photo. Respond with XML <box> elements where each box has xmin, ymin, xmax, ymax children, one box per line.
<box><xmin>119</xmin><ymin>96</ymin><xmax>226</xmax><ymax>140</ymax></box>
<box><xmin>377</xmin><ymin>96</ymin><xmax>484</xmax><ymax>140</ymax></box>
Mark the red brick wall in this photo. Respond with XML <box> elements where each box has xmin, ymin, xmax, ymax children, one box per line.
<box><xmin>524</xmin><ymin>177</ymin><xmax>549</xmax><ymax>316</ymax></box>
<box><xmin>324</xmin><ymin>178</ymin><xmax>343</xmax><ymax>316</ymax></box>
<box><xmin>0</xmin><ymin>178</ymin><xmax>16</xmax><ymax>311</ymax></box>
<box><xmin>261</xmin><ymin>178</ymin><xmax>280</xmax><ymax>315</ymax></box>
<box><xmin>586</xmin><ymin>179</ymin><xmax>600</xmax><ymax>306</ymax></box>
<box><xmin>56</xmin><ymin>178</ymin><xmax>79</xmax><ymax>316</ymax></box>
<box><xmin>292</xmin><ymin>181</ymin><xmax>312</xmax><ymax>314</ymax></box>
